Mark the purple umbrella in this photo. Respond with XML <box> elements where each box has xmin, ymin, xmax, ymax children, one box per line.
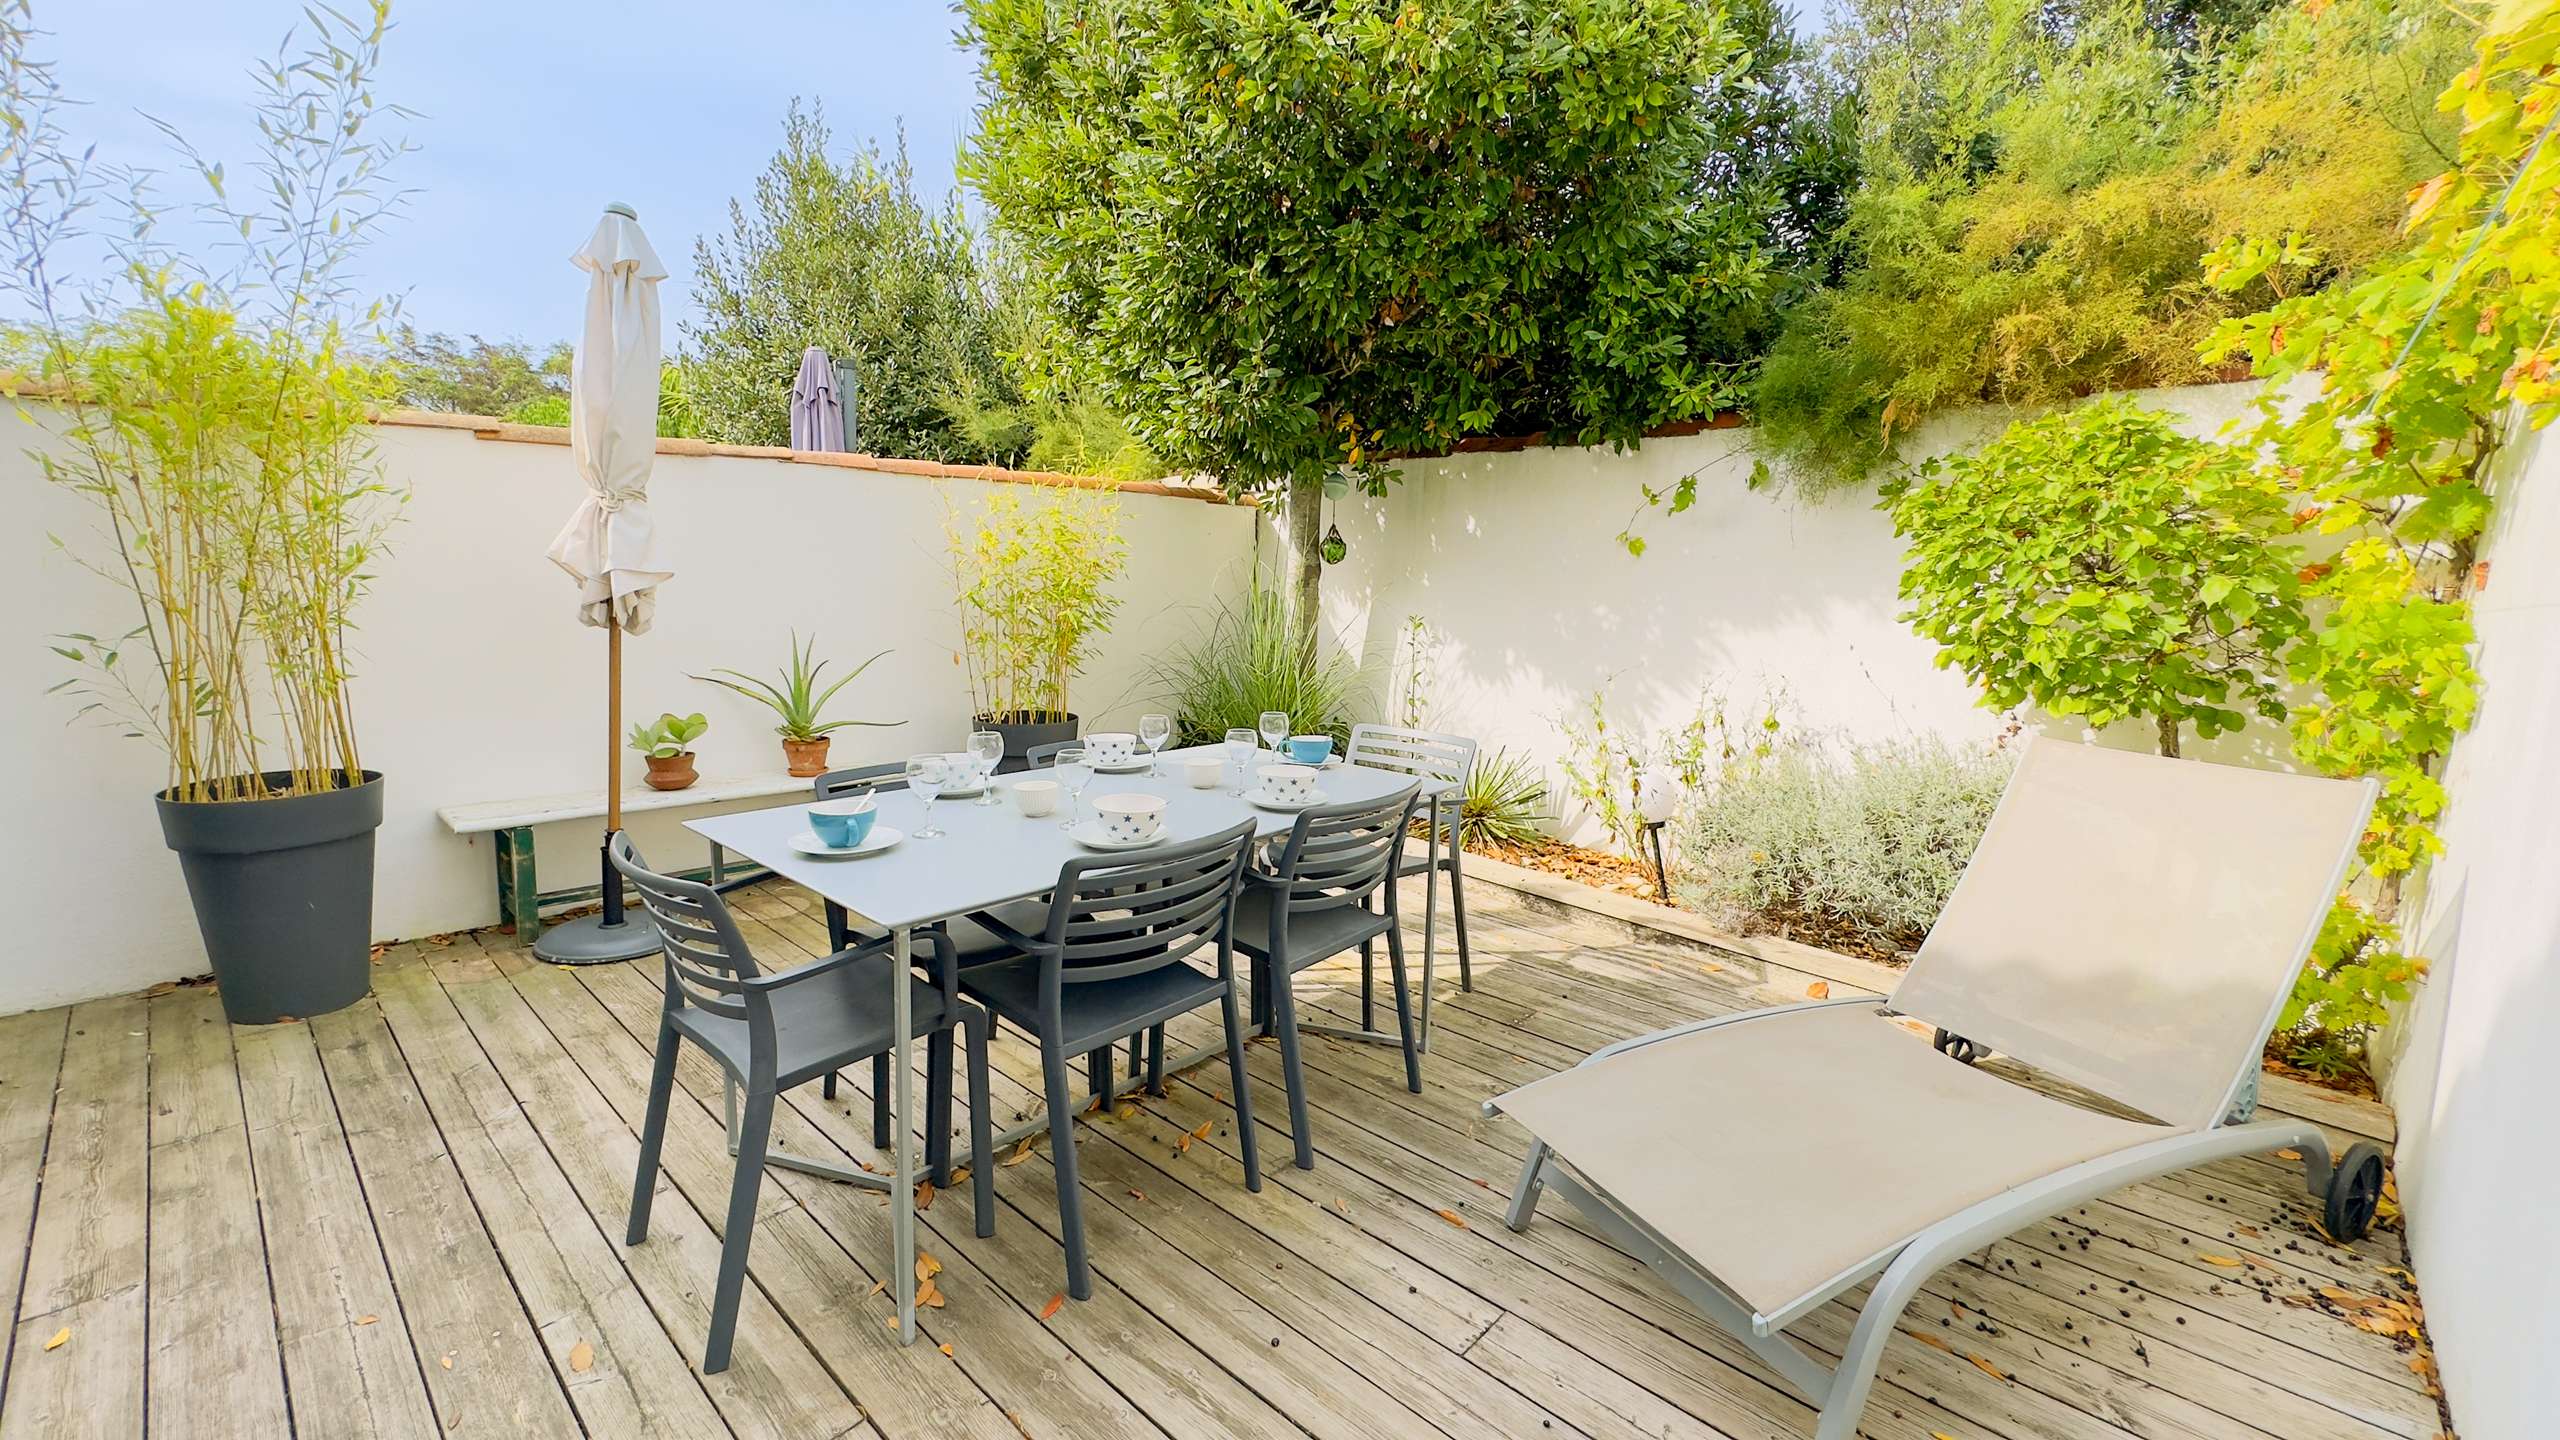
<box><xmin>789</xmin><ymin>345</ymin><xmax>846</xmax><ymax>451</ymax></box>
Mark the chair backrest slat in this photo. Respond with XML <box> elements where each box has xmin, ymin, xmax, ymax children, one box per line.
<box><xmin>609</xmin><ymin>833</ymin><xmax>763</xmax><ymax>1022</ymax></box>
<box><xmin>1270</xmin><ymin>783</ymin><xmax>1423</xmax><ymax>913</ymax></box>
<box><xmin>1347</xmin><ymin>724</ymin><xmax>1475</xmax><ymax>787</ymax></box>
<box><xmin>1889</xmin><ymin>738</ymin><xmax>2376</xmax><ymax>1132</ymax></box>
<box><xmin>812</xmin><ymin>762</ymin><xmax>906</xmax><ymax>802</ymax></box>
<box><xmin>1030</xmin><ymin>822</ymin><xmax>1256</xmax><ymax>985</ymax></box>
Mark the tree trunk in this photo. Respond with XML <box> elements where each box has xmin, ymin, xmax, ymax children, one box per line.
<box><xmin>1286</xmin><ymin>470</ymin><xmax>1324</xmax><ymax>663</ymax></box>
<box><xmin>2155</xmin><ymin>713</ymin><xmax>2181</xmax><ymax>759</ymax></box>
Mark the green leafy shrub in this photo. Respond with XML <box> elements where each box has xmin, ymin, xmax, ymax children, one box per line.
<box><xmin>628</xmin><ymin>712</ymin><xmax>708</xmax><ymax>758</ymax></box>
<box><xmin>1145</xmin><ymin>590</ymin><xmax>1369</xmax><ymax>749</ymax></box>
<box><xmin>1458</xmin><ymin>749</ymin><xmax>1549</xmax><ymax>850</ymax></box>
<box><xmin>947</xmin><ymin>488</ymin><xmax>1128</xmax><ymax>724</ymax></box>
<box><xmin>1558</xmin><ymin>685</ymin><xmax>1784</xmax><ymax>855</ymax></box>
<box><xmin>1886</xmin><ymin>396</ymin><xmax>2307</xmax><ymax>756</ymax></box>
<box><xmin>1675</xmin><ymin>740</ymin><xmax>2015</xmax><ymax>953</ymax></box>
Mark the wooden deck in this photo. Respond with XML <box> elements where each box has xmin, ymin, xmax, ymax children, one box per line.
<box><xmin>0</xmin><ymin>874</ymin><xmax>2439</xmax><ymax>1440</ymax></box>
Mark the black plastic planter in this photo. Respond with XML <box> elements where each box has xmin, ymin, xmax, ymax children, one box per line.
<box><xmin>156</xmin><ymin>771</ymin><xmax>383</xmax><ymax>1025</ymax></box>
<box><xmin>978</xmin><ymin>711</ymin><xmax>1078</xmax><ymax>772</ymax></box>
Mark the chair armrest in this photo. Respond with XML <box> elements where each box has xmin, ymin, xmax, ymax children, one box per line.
<box><xmin>735</xmin><ymin>932</ymin><xmax>893</xmax><ymax>994</ymax></box>
<box><xmin>962</xmin><ymin>906</ymin><xmax>1047</xmax><ymax>953</ymax></box>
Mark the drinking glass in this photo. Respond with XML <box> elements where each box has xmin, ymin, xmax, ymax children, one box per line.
<box><xmin>1258</xmin><ymin>710</ymin><xmax>1289</xmax><ymax>759</ymax></box>
<box><xmin>1224</xmin><ymin>727</ymin><xmax>1258</xmax><ymax>797</ymax></box>
<box><xmin>1052</xmin><ymin>746</ymin><xmax>1091</xmax><ymax>831</ymax></box>
<box><xmin>1139</xmin><ymin>713</ymin><xmax>1172</xmax><ymax>776</ymax></box>
<box><xmin>905</xmin><ymin>754</ymin><xmax>949</xmax><ymax>839</ymax></box>
<box><xmin>968</xmin><ymin>730</ymin><xmax>1004</xmax><ymax>805</ymax></box>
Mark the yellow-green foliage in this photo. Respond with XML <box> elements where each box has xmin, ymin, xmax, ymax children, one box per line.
<box><xmin>946</xmin><ymin>487</ymin><xmax>1128</xmax><ymax>723</ymax></box>
<box><xmin>1754</xmin><ymin>0</ymin><xmax>2465</xmax><ymax>490</ymax></box>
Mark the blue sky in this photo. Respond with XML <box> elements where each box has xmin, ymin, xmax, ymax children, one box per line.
<box><xmin>29</xmin><ymin>0</ymin><xmax>1820</xmax><ymax>347</ymax></box>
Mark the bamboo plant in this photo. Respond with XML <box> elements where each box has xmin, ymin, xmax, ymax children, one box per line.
<box><xmin>6</xmin><ymin>2</ymin><xmax>409</xmax><ymax>803</ymax></box>
<box><xmin>947</xmin><ymin>486</ymin><xmax>1127</xmax><ymax>722</ymax></box>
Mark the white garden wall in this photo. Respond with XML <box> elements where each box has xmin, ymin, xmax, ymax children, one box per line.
<box><xmin>1318</xmin><ymin>380</ymin><xmax>2281</xmax><ymax>846</ymax></box>
<box><xmin>2375</xmin><ymin>419</ymin><xmax>2560</xmax><ymax>1440</ymax></box>
<box><xmin>0</xmin><ymin>412</ymin><xmax>1258</xmax><ymax>1014</ymax></box>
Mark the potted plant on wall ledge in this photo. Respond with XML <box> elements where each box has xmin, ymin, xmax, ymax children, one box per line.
<box><xmin>13</xmin><ymin>10</ymin><xmax>407</xmax><ymax>1025</ymax></box>
<box><xmin>948</xmin><ymin>485</ymin><xmax>1128</xmax><ymax>762</ymax></box>
<box><xmin>695</xmin><ymin>633</ymin><xmax>901</xmax><ymax>777</ymax></box>
<box><xmin>630</xmin><ymin>712</ymin><xmax>708</xmax><ymax>790</ymax></box>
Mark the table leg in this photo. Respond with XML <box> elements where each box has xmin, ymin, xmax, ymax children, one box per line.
<box><xmin>890</xmin><ymin>923</ymin><xmax>918</xmax><ymax>1345</ymax></box>
<box><xmin>708</xmin><ymin>840</ymin><xmax>726</xmax><ymax>888</ymax></box>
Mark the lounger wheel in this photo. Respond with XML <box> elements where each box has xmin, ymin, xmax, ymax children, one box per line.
<box><xmin>2323</xmin><ymin>1142</ymin><xmax>2386</xmax><ymax>1243</ymax></box>
<box><xmin>1932</xmin><ymin>1028</ymin><xmax>1985</xmax><ymax>1064</ymax></box>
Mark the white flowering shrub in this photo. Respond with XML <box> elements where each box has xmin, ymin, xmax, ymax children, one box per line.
<box><xmin>1675</xmin><ymin>740</ymin><xmax>2015</xmax><ymax>953</ymax></box>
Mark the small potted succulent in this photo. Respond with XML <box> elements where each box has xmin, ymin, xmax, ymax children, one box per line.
<box><xmin>696</xmin><ymin>632</ymin><xmax>903</xmax><ymax>778</ymax></box>
<box><xmin>629</xmin><ymin>712</ymin><xmax>708</xmax><ymax>791</ymax></box>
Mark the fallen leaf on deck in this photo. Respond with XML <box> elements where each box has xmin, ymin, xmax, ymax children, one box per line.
<box><xmin>567</xmin><ymin>1340</ymin><xmax>593</xmax><ymax>1373</ymax></box>
<box><xmin>440</xmin><ymin>1353</ymin><xmax>455</xmax><ymax>1370</ymax></box>
<box><xmin>918</xmin><ymin>1276</ymin><xmax>946</xmax><ymax>1309</ymax></box>
<box><xmin>1967</xmin><ymin>1354</ymin><xmax>2007</xmax><ymax>1382</ymax></box>
<box><xmin>869</xmin><ymin>1279</ymin><xmax>886</xmax><ymax>1297</ymax></box>
<box><xmin>2199</xmin><ymin>1255</ymin><xmax>2244</xmax><ymax>1267</ymax></box>
<box><xmin>1701</xmin><ymin>961</ymin><xmax>1725</xmax><ymax>974</ymax></box>
<box><xmin>917</xmin><ymin>1252</ymin><xmax>944</xmax><ymax>1282</ymax></box>
<box><xmin>939</xmin><ymin>1343</ymin><xmax>955</xmax><ymax>1357</ymax></box>
<box><xmin>1127</xmin><ymin>1188</ymin><xmax>1147</xmax><ymax>1201</ymax></box>
<box><xmin>916</xmin><ymin>1180</ymin><xmax>936</xmax><ymax>1211</ymax></box>
<box><xmin>41</xmin><ymin>1328</ymin><xmax>67</xmax><ymax>1352</ymax></box>
<box><xmin>356</xmin><ymin>1314</ymin><xmax>379</xmax><ymax>1326</ymax></box>
<box><xmin>1435</xmin><ymin>1208</ymin><xmax>1469</xmax><ymax>1229</ymax></box>
<box><xmin>1117</xmin><ymin>1104</ymin><xmax>1140</xmax><ymax>1119</ymax></box>
<box><xmin>1908</xmin><ymin>1330</ymin><xmax>1951</xmax><ymax>1352</ymax></box>
<box><xmin>1039</xmin><ymin>1293</ymin><xmax>1065</xmax><ymax>1321</ymax></box>
<box><xmin>1806</xmin><ymin>982</ymin><xmax>1830</xmax><ymax>999</ymax></box>
<box><xmin>2275</xmin><ymin>1149</ymin><xmax>2300</xmax><ymax>1161</ymax></box>
<box><xmin>1003</xmin><ymin>1140</ymin><xmax>1035</xmax><ymax>1167</ymax></box>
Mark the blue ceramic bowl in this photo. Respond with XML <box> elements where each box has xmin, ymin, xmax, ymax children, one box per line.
<box><xmin>1286</xmin><ymin>734</ymin><xmax>1335</xmax><ymax>765</ymax></box>
<box><xmin>810</xmin><ymin>801</ymin><xmax>879</xmax><ymax>849</ymax></box>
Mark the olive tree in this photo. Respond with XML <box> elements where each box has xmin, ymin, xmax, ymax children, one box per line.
<box><xmin>962</xmin><ymin>0</ymin><xmax>1778</xmax><ymax>648</ymax></box>
<box><xmin>1885</xmin><ymin>397</ymin><xmax>2307</xmax><ymax>756</ymax></box>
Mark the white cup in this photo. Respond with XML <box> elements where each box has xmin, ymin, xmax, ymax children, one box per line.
<box><xmin>1093</xmin><ymin>792</ymin><xmax>1166</xmax><ymax>844</ymax></box>
<box><xmin>1182</xmin><ymin>756</ymin><xmax>1223</xmax><ymax>789</ymax></box>
<box><xmin>1012</xmin><ymin>778</ymin><xmax>1059</xmax><ymax>818</ymax></box>
<box><xmin>1086</xmin><ymin>732</ymin><xmax>1136</xmax><ymax>766</ymax></box>
<box><xmin>1259</xmin><ymin>764</ymin><xmax>1319</xmax><ymax>805</ymax></box>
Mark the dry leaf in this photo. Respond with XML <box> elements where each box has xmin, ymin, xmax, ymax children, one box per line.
<box><xmin>1967</xmin><ymin>1354</ymin><xmax>2008</xmax><ymax>1382</ymax></box>
<box><xmin>1435</xmin><ymin>1208</ymin><xmax>1470</xmax><ymax>1229</ymax></box>
<box><xmin>869</xmin><ymin>1278</ymin><xmax>887</xmax><ymax>1297</ymax></box>
<box><xmin>41</xmin><ymin>1328</ymin><xmax>67</xmax><ymax>1352</ymax></box>
<box><xmin>917</xmin><ymin>1252</ymin><xmax>944</xmax><ymax>1282</ymax></box>
<box><xmin>1039</xmin><ymin>1293</ymin><xmax>1065</xmax><ymax>1321</ymax></box>
<box><xmin>939</xmin><ymin>1342</ymin><xmax>955</xmax><ymax>1357</ymax></box>
<box><xmin>918</xmin><ymin>1276</ymin><xmax>947</xmax><ymax>1310</ymax></box>
<box><xmin>2199</xmin><ymin>1255</ymin><xmax>2245</xmax><ymax>1268</ymax></box>
<box><xmin>1806</xmin><ymin>982</ymin><xmax>1830</xmax><ymax>999</ymax></box>
<box><xmin>1908</xmin><ymin>1330</ymin><xmax>1952</xmax><ymax>1353</ymax></box>
<box><xmin>440</xmin><ymin>1353</ymin><xmax>455</xmax><ymax>1370</ymax></box>
<box><xmin>1003</xmin><ymin>1140</ymin><xmax>1035</xmax><ymax>1168</ymax></box>
<box><xmin>356</xmin><ymin>1314</ymin><xmax>379</xmax><ymax>1326</ymax></box>
<box><xmin>916</xmin><ymin>1180</ymin><xmax>937</xmax><ymax>1211</ymax></box>
<box><xmin>1702</xmin><ymin>961</ymin><xmax>1725</xmax><ymax>974</ymax></box>
<box><xmin>567</xmin><ymin>1340</ymin><xmax>593</xmax><ymax>1374</ymax></box>
<box><xmin>2275</xmin><ymin>1148</ymin><xmax>2301</xmax><ymax>1161</ymax></box>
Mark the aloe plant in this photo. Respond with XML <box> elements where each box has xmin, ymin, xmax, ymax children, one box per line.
<box><xmin>694</xmin><ymin>633</ymin><xmax>904</xmax><ymax>741</ymax></box>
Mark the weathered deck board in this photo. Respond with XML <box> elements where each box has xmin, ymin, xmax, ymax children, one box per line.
<box><xmin>143</xmin><ymin>989</ymin><xmax>291</xmax><ymax>1440</ymax></box>
<box><xmin>0</xmin><ymin>873</ymin><xmax>2443</xmax><ymax>1440</ymax></box>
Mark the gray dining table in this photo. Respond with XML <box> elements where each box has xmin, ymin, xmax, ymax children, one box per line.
<box><xmin>685</xmin><ymin>742</ymin><xmax>1425</xmax><ymax>1344</ymax></box>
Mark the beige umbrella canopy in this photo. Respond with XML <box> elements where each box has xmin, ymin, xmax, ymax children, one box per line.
<box><xmin>537</xmin><ymin>202</ymin><xmax>671</xmax><ymax>964</ymax></box>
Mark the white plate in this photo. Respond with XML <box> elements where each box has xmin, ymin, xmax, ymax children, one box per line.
<box><xmin>1067</xmin><ymin>819</ymin><xmax>1166</xmax><ymax>851</ymax></box>
<box><xmin>1087</xmin><ymin>755</ymin><xmax>1154</xmax><ymax>773</ymax></box>
<box><xmin>1245</xmin><ymin>787</ymin><xmax>1320</xmax><ymax>812</ymax></box>
<box><xmin>935</xmin><ymin>776</ymin><xmax>989</xmax><ymax>798</ymax></box>
<box><xmin>788</xmin><ymin>826</ymin><xmax>904</xmax><ymax>859</ymax></box>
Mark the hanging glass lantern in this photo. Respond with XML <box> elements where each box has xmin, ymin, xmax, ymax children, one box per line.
<box><xmin>1321</xmin><ymin>522</ymin><xmax>1347</xmax><ymax>565</ymax></box>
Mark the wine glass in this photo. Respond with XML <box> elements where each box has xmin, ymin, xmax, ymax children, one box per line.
<box><xmin>1258</xmin><ymin>710</ymin><xmax>1289</xmax><ymax>760</ymax></box>
<box><xmin>1139</xmin><ymin>713</ymin><xmax>1172</xmax><ymax>776</ymax></box>
<box><xmin>905</xmin><ymin>753</ymin><xmax>949</xmax><ymax>839</ymax></box>
<box><xmin>1224</xmin><ymin>727</ymin><xmax>1258</xmax><ymax>797</ymax></box>
<box><xmin>968</xmin><ymin>730</ymin><xmax>1004</xmax><ymax>805</ymax></box>
<box><xmin>1052</xmin><ymin>745</ymin><xmax>1091</xmax><ymax>831</ymax></box>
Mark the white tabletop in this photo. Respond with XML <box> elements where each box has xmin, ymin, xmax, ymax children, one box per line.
<box><xmin>685</xmin><ymin>746</ymin><xmax>1432</xmax><ymax>932</ymax></box>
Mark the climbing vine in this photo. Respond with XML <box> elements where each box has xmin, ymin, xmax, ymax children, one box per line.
<box><xmin>2204</xmin><ymin>0</ymin><xmax>2560</xmax><ymax>1061</ymax></box>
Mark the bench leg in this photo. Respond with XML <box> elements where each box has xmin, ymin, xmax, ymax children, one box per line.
<box><xmin>495</xmin><ymin>825</ymin><xmax>540</xmax><ymax>947</ymax></box>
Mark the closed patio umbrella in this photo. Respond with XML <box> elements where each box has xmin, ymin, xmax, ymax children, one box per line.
<box><xmin>789</xmin><ymin>344</ymin><xmax>846</xmax><ymax>452</ymax></box>
<box><xmin>536</xmin><ymin>201</ymin><xmax>672</xmax><ymax>964</ymax></box>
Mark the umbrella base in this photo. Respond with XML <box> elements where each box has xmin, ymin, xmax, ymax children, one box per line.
<box><xmin>533</xmin><ymin>911</ymin><xmax>660</xmax><ymax>965</ymax></box>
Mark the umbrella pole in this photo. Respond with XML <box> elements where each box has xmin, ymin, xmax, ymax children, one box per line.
<box><xmin>534</xmin><ymin>612</ymin><xmax>658</xmax><ymax>964</ymax></box>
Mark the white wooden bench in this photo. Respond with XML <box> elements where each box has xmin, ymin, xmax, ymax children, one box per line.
<box><xmin>437</xmin><ymin>774</ymin><xmax>809</xmax><ymax>944</ymax></box>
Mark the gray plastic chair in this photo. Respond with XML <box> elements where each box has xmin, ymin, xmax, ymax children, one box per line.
<box><xmin>1233</xmin><ymin>782</ymin><xmax>1425</xmax><ymax>1170</ymax></box>
<box><xmin>956</xmin><ymin>821</ymin><xmax>1263</xmax><ymax>1300</ymax></box>
<box><xmin>611</xmin><ymin>833</ymin><xmax>993</xmax><ymax>1372</ymax></box>
<box><xmin>1345</xmin><ymin>725</ymin><xmax>1477</xmax><ymax>1047</ymax></box>
<box><xmin>810</xmin><ymin>763</ymin><xmax>907</xmax><ymax>1116</ymax></box>
<box><xmin>1488</xmin><ymin>739</ymin><xmax>2387</xmax><ymax>1440</ymax></box>
<box><xmin>1021</xmin><ymin>739</ymin><xmax>1074</xmax><ymax>768</ymax></box>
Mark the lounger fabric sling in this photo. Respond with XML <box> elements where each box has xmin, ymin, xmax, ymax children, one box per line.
<box><xmin>1489</xmin><ymin>737</ymin><xmax>2383</xmax><ymax>1440</ymax></box>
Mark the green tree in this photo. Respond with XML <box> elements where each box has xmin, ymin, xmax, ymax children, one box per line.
<box><xmin>390</xmin><ymin>331</ymin><xmax>570</xmax><ymax>416</ymax></box>
<box><xmin>963</xmin><ymin>0</ymin><xmax>1780</xmax><ymax>646</ymax></box>
<box><xmin>1885</xmin><ymin>397</ymin><xmax>2307</xmax><ymax>757</ymax></box>
<box><xmin>682</xmin><ymin>103</ymin><xmax>1012</xmax><ymax>461</ymax></box>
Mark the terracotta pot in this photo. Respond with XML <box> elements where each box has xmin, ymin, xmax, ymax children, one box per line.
<box><xmin>644</xmin><ymin>752</ymin><xmax>699</xmax><ymax>791</ymax></box>
<box><xmin>781</xmin><ymin>735</ymin><xmax>832</xmax><ymax>778</ymax></box>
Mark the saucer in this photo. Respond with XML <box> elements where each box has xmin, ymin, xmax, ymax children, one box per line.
<box><xmin>1088</xmin><ymin>756</ymin><xmax>1154</xmax><ymax>774</ymax></box>
<box><xmin>935</xmin><ymin>776</ymin><xmax>988</xmax><ymax>798</ymax></box>
<box><xmin>1067</xmin><ymin>819</ymin><xmax>1166</xmax><ymax>851</ymax></box>
<box><xmin>789</xmin><ymin>826</ymin><xmax>904</xmax><ymax>859</ymax></box>
<box><xmin>1245</xmin><ymin>788</ymin><xmax>1319</xmax><ymax>812</ymax></box>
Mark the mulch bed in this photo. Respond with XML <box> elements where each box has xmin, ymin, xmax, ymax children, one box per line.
<box><xmin>1466</xmin><ymin>836</ymin><xmax>1662</xmax><ymax>901</ymax></box>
